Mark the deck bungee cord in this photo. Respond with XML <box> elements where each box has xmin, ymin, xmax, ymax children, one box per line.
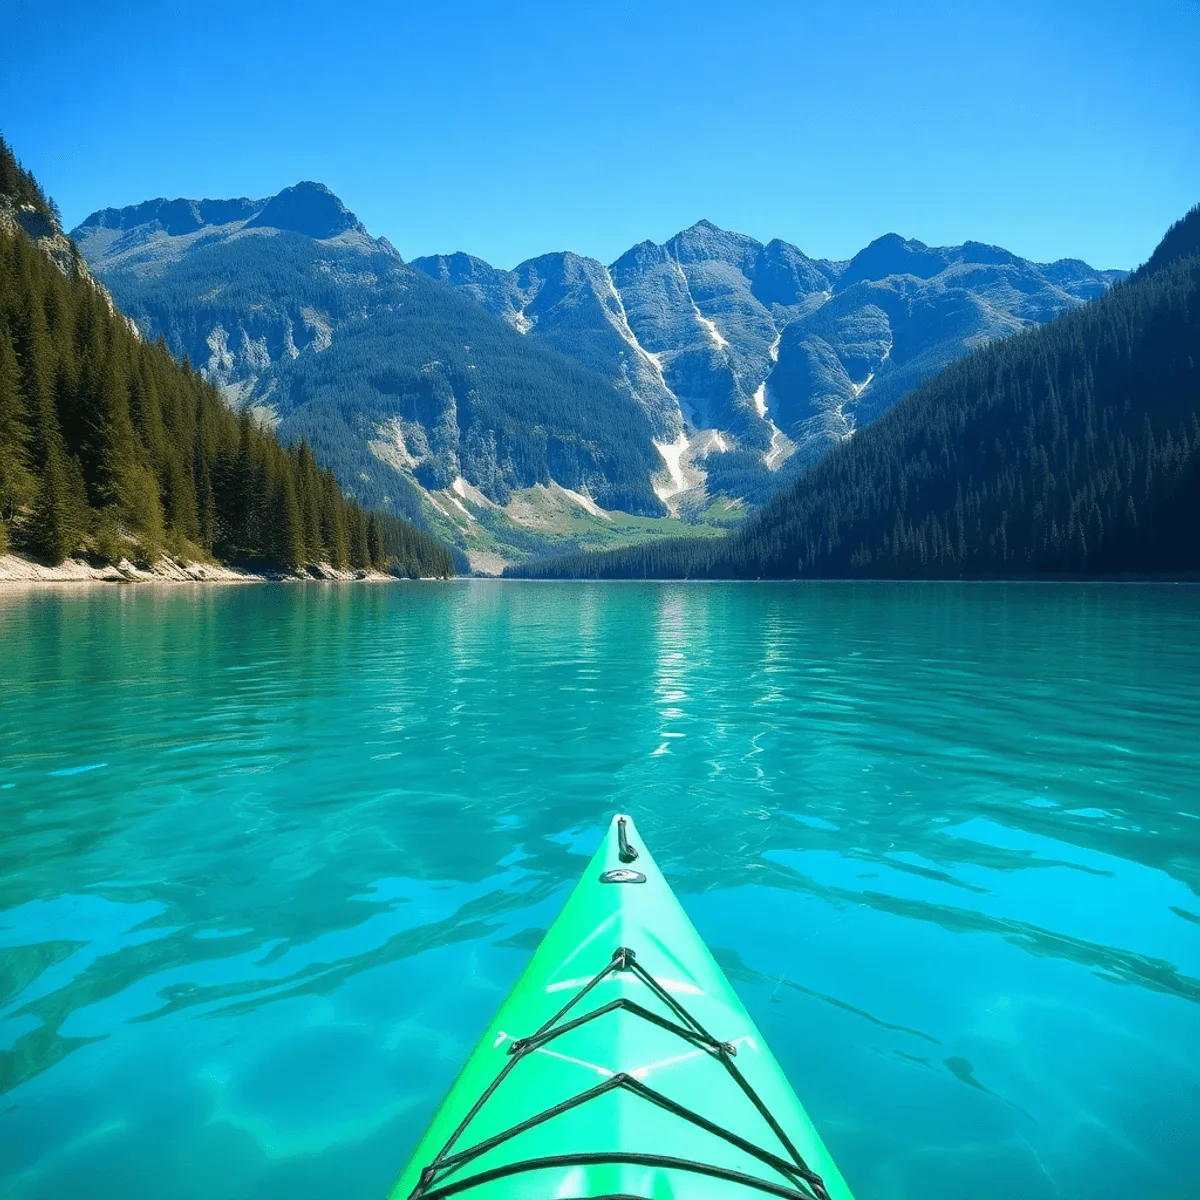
<box><xmin>389</xmin><ymin>814</ymin><xmax>856</xmax><ymax>1200</ymax></box>
<box><xmin>408</xmin><ymin>944</ymin><xmax>831</xmax><ymax>1200</ymax></box>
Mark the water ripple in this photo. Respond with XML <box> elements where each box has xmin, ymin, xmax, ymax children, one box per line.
<box><xmin>1</xmin><ymin>581</ymin><xmax>1198</xmax><ymax>1199</ymax></box>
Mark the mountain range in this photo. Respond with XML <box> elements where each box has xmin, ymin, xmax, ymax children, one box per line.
<box><xmin>414</xmin><ymin>226</ymin><xmax>1123</xmax><ymax>505</ymax></box>
<box><xmin>72</xmin><ymin>184</ymin><xmax>1125</xmax><ymax>570</ymax></box>
<box><xmin>508</xmin><ymin>204</ymin><xmax>1200</xmax><ymax>581</ymax></box>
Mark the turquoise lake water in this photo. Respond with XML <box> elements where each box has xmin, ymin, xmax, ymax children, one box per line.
<box><xmin>1</xmin><ymin>580</ymin><xmax>1198</xmax><ymax>1199</ymax></box>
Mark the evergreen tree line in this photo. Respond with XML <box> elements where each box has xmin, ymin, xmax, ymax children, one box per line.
<box><xmin>507</xmin><ymin>205</ymin><xmax>1200</xmax><ymax>580</ymax></box>
<box><xmin>0</xmin><ymin>220</ymin><xmax>452</xmax><ymax>576</ymax></box>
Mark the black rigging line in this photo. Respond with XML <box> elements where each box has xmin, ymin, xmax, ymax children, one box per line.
<box><xmin>406</xmin><ymin>946</ymin><xmax>831</xmax><ymax>1200</ymax></box>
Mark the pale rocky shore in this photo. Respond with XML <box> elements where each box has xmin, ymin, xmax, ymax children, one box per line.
<box><xmin>0</xmin><ymin>553</ymin><xmax>396</xmax><ymax>585</ymax></box>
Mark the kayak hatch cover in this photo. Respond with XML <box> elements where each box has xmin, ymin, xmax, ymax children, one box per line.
<box><xmin>389</xmin><ymin>813</ymin><xmax>856</xmax><ymax>1200</ymax></box>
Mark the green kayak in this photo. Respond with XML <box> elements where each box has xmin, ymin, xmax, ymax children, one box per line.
<box><xmin>389</xmin><ymin>814</ymin><xmax>855</xmax><ymax>1200</ymax></box>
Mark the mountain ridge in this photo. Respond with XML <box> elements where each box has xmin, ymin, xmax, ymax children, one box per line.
<box><xmin>76</xmin><ymin>181</ymin><xmax>366</xmax><ymax>241</ymax></box>
<box><xmin>71</xmin><ymin>183</ymin><xmax>1127</xmax><ymax>569</ymax></box>
<box><xmin>413</xmin><ymin>215</ymin><xmax>1125</xmax><ymax>500</ymax></box>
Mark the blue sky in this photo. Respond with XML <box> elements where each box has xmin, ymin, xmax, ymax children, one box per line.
<box><xmin>2</xmin><ymin>0</ymin><xmax>1197</xmax><ymax>270</ymax></box>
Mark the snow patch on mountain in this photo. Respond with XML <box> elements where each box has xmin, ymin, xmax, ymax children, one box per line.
<box><xmin>652</xmin><ymin>430</ymin><xmax>718</xmax><ymax>514</ymax></box>
<box><xmin>452</xmin><ymin>476</ymin><xmax>499</xmax><ymax>508</ymax></box>
<box><xmin>849</xmin><ymin>370</ymin><xmax>875</xmax><ymax>399</ymax></box>
<box><xmin>695</xmin><ymin>308</ymin><xmax>729</xmax><ymax>350</ymax></box>
<box><xmin>671</xmin><ymin>258</ymin><xmax>730</xmax><ymax>352</ymax></box>
<box><xmin>750</xmin><ymin>368</ymin><xmax>792</xmax><ymax>469</ymax></box>
<box><xmin>653</xmin><ymin>432</ymin><xmax>691</xmax><ymax>511</ymax></box>
<box><xmin>603</xmin><ymin>268</ymin><xmax>676</xmax><ymax>390</ymax></box>
<box><xmin>752</xmin><ymin>381</ymin><xmax>768</xmax><ymax>418</ymax></box>
<box><xmin>765</xmin><ymin>426</ymin><xmax>794</xmax><ymax>469</ymax></box>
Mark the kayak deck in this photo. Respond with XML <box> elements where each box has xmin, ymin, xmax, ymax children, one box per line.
<box><xmin>389</xmin><ymin>814</ymin><xmax>855</xmax><ymax>1200</ymax></box>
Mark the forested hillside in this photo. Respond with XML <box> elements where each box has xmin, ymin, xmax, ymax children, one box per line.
<box><xmin>508</xmin><ymin>205</ymin><xmax>1200</xmax><ymax>580</ymax></box>
<box><xmin>0</xmin><ymin>136</ymin><xmax>453</xmax><ymax>578</ymax></box>
<box><xmin>73</xmin><ymin>192</ymin><xmax>665</xmax><ymax>526</ymax></box>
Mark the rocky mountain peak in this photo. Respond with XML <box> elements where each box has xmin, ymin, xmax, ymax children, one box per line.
<box><xmin>669</xmin><ymin>219</ymin><xmax>762</xmax><ymax>268</ymax></box>
<box><xmin>609</xmin><ymin>239</ymin><xmax>669</xmax><ymax>272</ymax></box>
<box><xmin>958</xmin><ymin>240</ymin><xmax>1022</xmax><ymax>267</ymax></box>
<box><xmin>836</xmin><ymin>233</ymin><xmax>948</xmax><ymax>289</ymax></box>
<box><xmin>247</xmin><ymin>181</ymin><xmax>364</xmax><ymax>240</ymax></box>
<box><xmin>74</xmin><ymin>183</ymin><xmax>366</xmax><ymax>243</ymax></box>
<box><xmin>752</xmin><ymin>238</ymin><xmax>835</xmax><ymax>305</ymax></box>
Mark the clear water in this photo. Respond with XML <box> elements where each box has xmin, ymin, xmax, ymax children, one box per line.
<box><xmin>1</xmin><ymin>581</ymin><xmax>1198</xmax><ymax>1200</ymax></box>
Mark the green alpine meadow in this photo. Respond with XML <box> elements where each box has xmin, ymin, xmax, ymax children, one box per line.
<box><xmin>1</xmin><ymin>3</ymin><xmax>1197</xmax><ymax>1199</ymax></box>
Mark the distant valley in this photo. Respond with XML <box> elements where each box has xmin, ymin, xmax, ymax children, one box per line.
<box><xmin>73</xmin><ymin>186</ymin><xmax>1124</xmax><ymax>571</ymax></box>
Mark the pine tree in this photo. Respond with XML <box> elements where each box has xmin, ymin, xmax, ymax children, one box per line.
<box><xmin>230</xmin><ymin>408</ymin><xmax>257</xmax><ymax>557</ymax></box>
<box><xmin>82</xmin><ymin>332</ymin><xmax>137</xmax><ymax>510</ymax></box>
<box><xmin>13</xmin><ymin>276</ymin><xmax>83</xmax><ymax>562</ymax></box>
<box><xmin>29</xmin><ymin>441</ymin><xmax>84</xmax><ymax>564</ymax></box>
<box><xmin>162</xmin><ymin>450</ymin><xmax>198</xmax><ymax>547</ymax></box>
<box><xmin>194</xmin><ymin>415</ymin><xmax>216</xmax><ymax>553</ymax></box>
<box><xmin>348</xmin><ymin>503</ymin><xmax>369</xmax><ymax>570</ymax></box>
<box><xmin>124</xmin><ymin>464</ymin><xmax>166</xmax><ymax>563</ymax></box>
<box><xmin>367</xmin><ymin>512</ymin><xmax>386</xmax><ymax>572</ymax></box>
<box><xmin>129</xmin><ymin>352</ymin><xmax>165</xmax><ymax>467</ymax></box>
<box><xmin>0</xmin><ymin>322</ymin><xmax>33</xmax><ymax>546</ymax></box>
<box><xmin>320</xmin><ymin>471</ymin><xmax>349</xmax><ymax>568</ymax></box>
<box><xmin>272</xmin><ymin>466</ymin><xmax>306</xmax><ymax>571</ymax></box>
<box><xmin>295</xmin><ymin>440</ymin><xmax>324</xmax><ymax>563</ymax></box>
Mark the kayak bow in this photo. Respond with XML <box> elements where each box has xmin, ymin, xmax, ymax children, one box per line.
<box><xmin>389</xmin><ymin>814</ymin><xmax>855</xmax><ymax>1199</ymax></box>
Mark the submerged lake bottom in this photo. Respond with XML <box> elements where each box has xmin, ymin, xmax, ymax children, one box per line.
<box><xmin>0</xmin><ymin>580</ymin><xmax>1198</xmax><ymax>1199</ymax></box>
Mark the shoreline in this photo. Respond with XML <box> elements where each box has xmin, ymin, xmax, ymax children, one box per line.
<box><xmin>490</xmin><ymin>574</ymin><xmax>1200</xmax><ymax>585</ymax></box>
<box><xmin>0</xmin><ymin>553</ymin><xmax>407</xmax><ymax>586</ymax></box>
